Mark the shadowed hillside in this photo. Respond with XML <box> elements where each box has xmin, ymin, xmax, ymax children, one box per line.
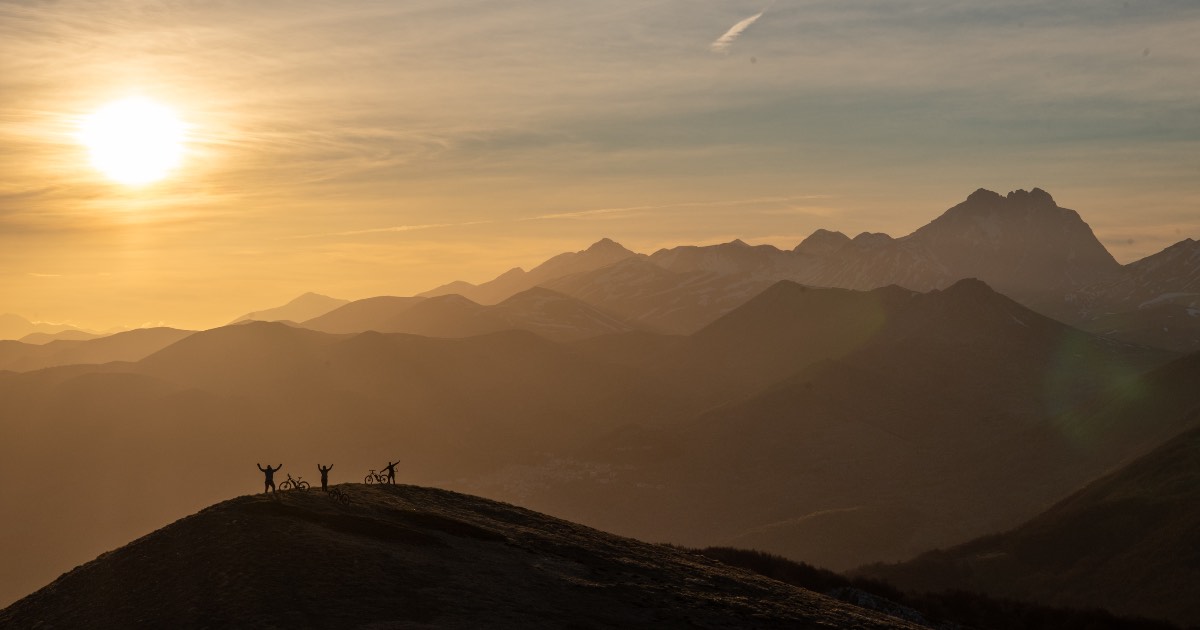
<box><xmin>859</xmin><ymin>422</ymin><xmax>1200</xmax><ymax>627</ymax></box>
<box><xmin>496</xmin><ymin>279</ymin><xmax>1174</xmax><ymax>570</ymax></box>
<box><xmin>0</xmin><ymin>485</ymin><xmax>922</xmax><ymax>629</ymax></box>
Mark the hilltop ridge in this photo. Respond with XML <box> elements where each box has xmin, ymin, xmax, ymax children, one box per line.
<box><xmin>0</xmin><ymin>484</ymin><xmax>921</xmax><ymax>629</ymax></box>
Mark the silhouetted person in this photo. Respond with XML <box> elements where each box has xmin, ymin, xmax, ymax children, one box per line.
<box><xmin>257</xmin><ymin>463</ymin><xmax>282</xmax><ymax>493</ymax></box>
<box><xmin>317</xmin><ymin>464</ymin><xmax>333</xmax><ymax>491</ymax></box>
<box><xmin>383</xmin><ymin>460</ymin><xmax>399</xmax><ymax>484</ymax></box>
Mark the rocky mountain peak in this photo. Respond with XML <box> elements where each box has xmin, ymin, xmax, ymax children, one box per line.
<box><xmin>585</xmin><ymin>237</ymin><xmax>630</xmax><ymax>254</ymax></box>
<box><xmin>851</xmin><ymin>232</ymin><xmax>895</xmax><ymax>248</ymax></box>
<box><xmin>966</xmin><ymin>188</ymin><xmax>1004</xmax><ymax>203</ymax></box>
<box><xmin>908</xmin><ymin>188</ymin><xmax>1121</xmax><ymax>295</ymax></box>
<box><xmin>794</xmin><ymin>229</ymin><xmax>851</xmax><ymax>256</ymax></box>
<box><xmin>1005</xmin><ymin>187</ymin><xmax>1056</xmax><ymax>206</ymax></box>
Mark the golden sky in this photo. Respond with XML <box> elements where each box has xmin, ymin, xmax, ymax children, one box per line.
<box><xmin>2</xmin><ymin>0</ymin><xmax>1198</xmax><ymax>330</ymax></box>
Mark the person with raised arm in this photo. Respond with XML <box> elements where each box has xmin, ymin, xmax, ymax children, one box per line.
<box><xmin>382</xmin><ymin>460</ymin><xmax>399</xmax><ymax>484</ymax></box>
<box><xmin>257</xmin><ymin>463</ymin><xmax>282</xmax><ymax>493</ymax></box>
<box><xmin>317</xmin><ymin>464</ymin><xmax>333</xmax><ymax>491</ymax></box>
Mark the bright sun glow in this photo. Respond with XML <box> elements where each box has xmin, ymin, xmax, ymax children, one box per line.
<box><xmin>78</xmin><ymin>97</ymin><xmax>186</xmax><ymax>185</ymax></box>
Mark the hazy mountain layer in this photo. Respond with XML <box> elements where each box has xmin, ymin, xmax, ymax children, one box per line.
<box><xmin>421</xmin><ymin>237</ymin><xmax>640</xmax><ymax>304</ymax></box>
<box><xmin>0</xmin><ymin>279</ymin><xmax>1184</xmax><ymax>608</ymax></box>
<box><xmin>305</xmin><ymin>288</ymin><xmax>637</xmax><ymax>341</ymax></box>
<box><xmin>0</xmin><ymin>313</ymin><xmax>90</xmax><ymax>341</ymax></box>
<box><xmin>230</xmin><ymin>292</ymin><xmax>350</xmax><ymax>325</ymax></box>
<box><xmin>462</xmin><ymin>279</ymin><xmax>1175</xmax><ymax>570</ymax></box>
<box><xmin>0</xmin><ymin>327</ymin><xmax>194</xmax><ymax>372</ymax></box>
<box><xmin>543</xmin><ymin>257</ymin><xmax>776</xmax><ymax>333</ymax></box>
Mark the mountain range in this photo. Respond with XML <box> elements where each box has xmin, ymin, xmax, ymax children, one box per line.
<box><xmin>483</xmin><ymin>279</ymin><xmax>1179</xmax><ymax>571</ymax></box>
<box><xmin>303</xmin><ymin>287</ymin><xmax>637</xmax><ymax>342</ymax></box>
<box><xmin>320</xmin><ymin>187</ymin><xmax>1193</xmax><ymax>350</ymax></box>
<box><xmin>2</xmin><ymin>186</ymin><xmax>1199</xmax><ymax>624</ymax></box>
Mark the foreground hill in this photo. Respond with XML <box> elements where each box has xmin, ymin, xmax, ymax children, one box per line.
<box><xmin>0</xmin><ymin>485</ymin><xmax>920</xmax><ymax>629</ymax></box>
<box><xmin>860</xmin><ymin>422</ymin><xmax>1200</xmax><ymax>627</ymax></box>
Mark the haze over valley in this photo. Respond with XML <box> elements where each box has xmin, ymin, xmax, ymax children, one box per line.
<box><xmin>4</xmin><ymin>1</ymin><xmax>1200</xmax><ymax>625</ymax></box>
<box><xmin>3</xmin><ymin>188</ymin><xmax>1199</xmax><ymax>626</ymax></box>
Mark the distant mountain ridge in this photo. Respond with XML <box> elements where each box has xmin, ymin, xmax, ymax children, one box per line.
<box><xmin>0</xmin><ymin>313</ymin><xmax>93</xmax><ymax>341</ymax></box>
<box><xmin>408</xmin><ymin>188</ymin><xmax>1195</xmax><ymax>348</ymax></box>
<box><xmin>420</xmin><ymin>237</ymin><xmax>640</xmax><ymax>304</ymax></box>
<box><xmin>228</xmin><ymin>188</ymin><xmax>1197</xmax><ymax>348</ymax></box>
<box><xmin>0</xmin><ymin>327</ymin><xmax>194</xmax><ymax>372</ymax></box>
<box><xmin>303</xmin><ymin>287</ymin><xmax>637</xmax><ymax>342</ymax></box>
<box><xmin>231</xmin><ymin>292</ymin><xmax>349</xmax><ymax>324</ymax></box>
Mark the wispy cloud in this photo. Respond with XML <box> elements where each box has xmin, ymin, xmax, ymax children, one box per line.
<box><xmin>284</xmin><ymin>220</ymin><xmax>495</xmax><ymax>240</ymax></box>
<box><xmin>710</xmin><ymin>8</ymin><xmax>767</xmax><ymax>53</ymax></box>
<box><xmin>532</xmin><ymin>195</ymin><xmax>832</xmax><ymax>221</ymax></box>
<box><xmin>285</xmin><ymin>195</ymin><xmax>831</xmax><ymax>240</ymax></box>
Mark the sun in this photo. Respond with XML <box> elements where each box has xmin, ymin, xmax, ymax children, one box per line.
<box><xmin>78</xmin><ymin>97</ymin><xmax>187</xmax><ymax>186</ymax></box>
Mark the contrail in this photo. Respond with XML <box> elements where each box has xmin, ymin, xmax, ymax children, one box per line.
<box><xmin>710</xmin><ymin>9</ymin><xmax>766</xmax><ymax>53</ymax></box>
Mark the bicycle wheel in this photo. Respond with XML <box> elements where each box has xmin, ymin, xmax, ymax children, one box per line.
<box><xmin>279</xmin><ymin>480</ymin><xmax>294</xmax><ymax>491</ymax></box>
<box><xmin>298</xmin><ymin>481</ymin><xmax>310</xmax><ymax>491</ymax></box>
<box><xmin>364</xmin><ymin>474</ymin><xmax>376</xmax><ymax>484</ymax></box>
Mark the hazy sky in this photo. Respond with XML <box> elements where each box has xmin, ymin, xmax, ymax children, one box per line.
<box><xmin>2</xmin><ymin>0</ymin><xmax>1198</xmax><ymax>330</ymax></box>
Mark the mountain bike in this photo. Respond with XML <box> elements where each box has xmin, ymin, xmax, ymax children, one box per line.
<box><xmin>328</xmin><ymin>487</ymin><xmax>352</xmax><ymax>505</ymax></box>
<box><xmin>364</xmin><ymin>469</ymin><xmax>388</xmax><ymax>484</ymax></box>
<box><xmin>278</xmin><ymin>474</ymin><xmax>310</xmax><ymax>491</ymax></box>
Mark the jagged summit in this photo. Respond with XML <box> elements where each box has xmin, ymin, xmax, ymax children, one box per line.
<box><xmin>910</xmin><ymin>187</ymin><xmax>1121</xmax><ymax>295</ymax></box>
<box><xmin>0</xmin><ymin>484</ymin><xmax>918</xmax><ymax>629</ymax></box>
<box><xmin>966</xmin><ymin>187</ymin><xmax>1004</xmax><ymax>203</ymax></box>
<box><xmin>1006</xmin><ymin>187</ymin><xmax>1055</xmax><ymax>205</ymax></box>
<box><xmin>962</xmin><ymin>187</ymin><xmax>1055</xmax><ymax>207</ymax></box>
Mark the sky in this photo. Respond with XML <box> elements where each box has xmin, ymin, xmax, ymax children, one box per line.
<box><xmin>1</xmin><ymin>0</ymin><xmax>1198</xmax><ymax>330</ymax></box>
